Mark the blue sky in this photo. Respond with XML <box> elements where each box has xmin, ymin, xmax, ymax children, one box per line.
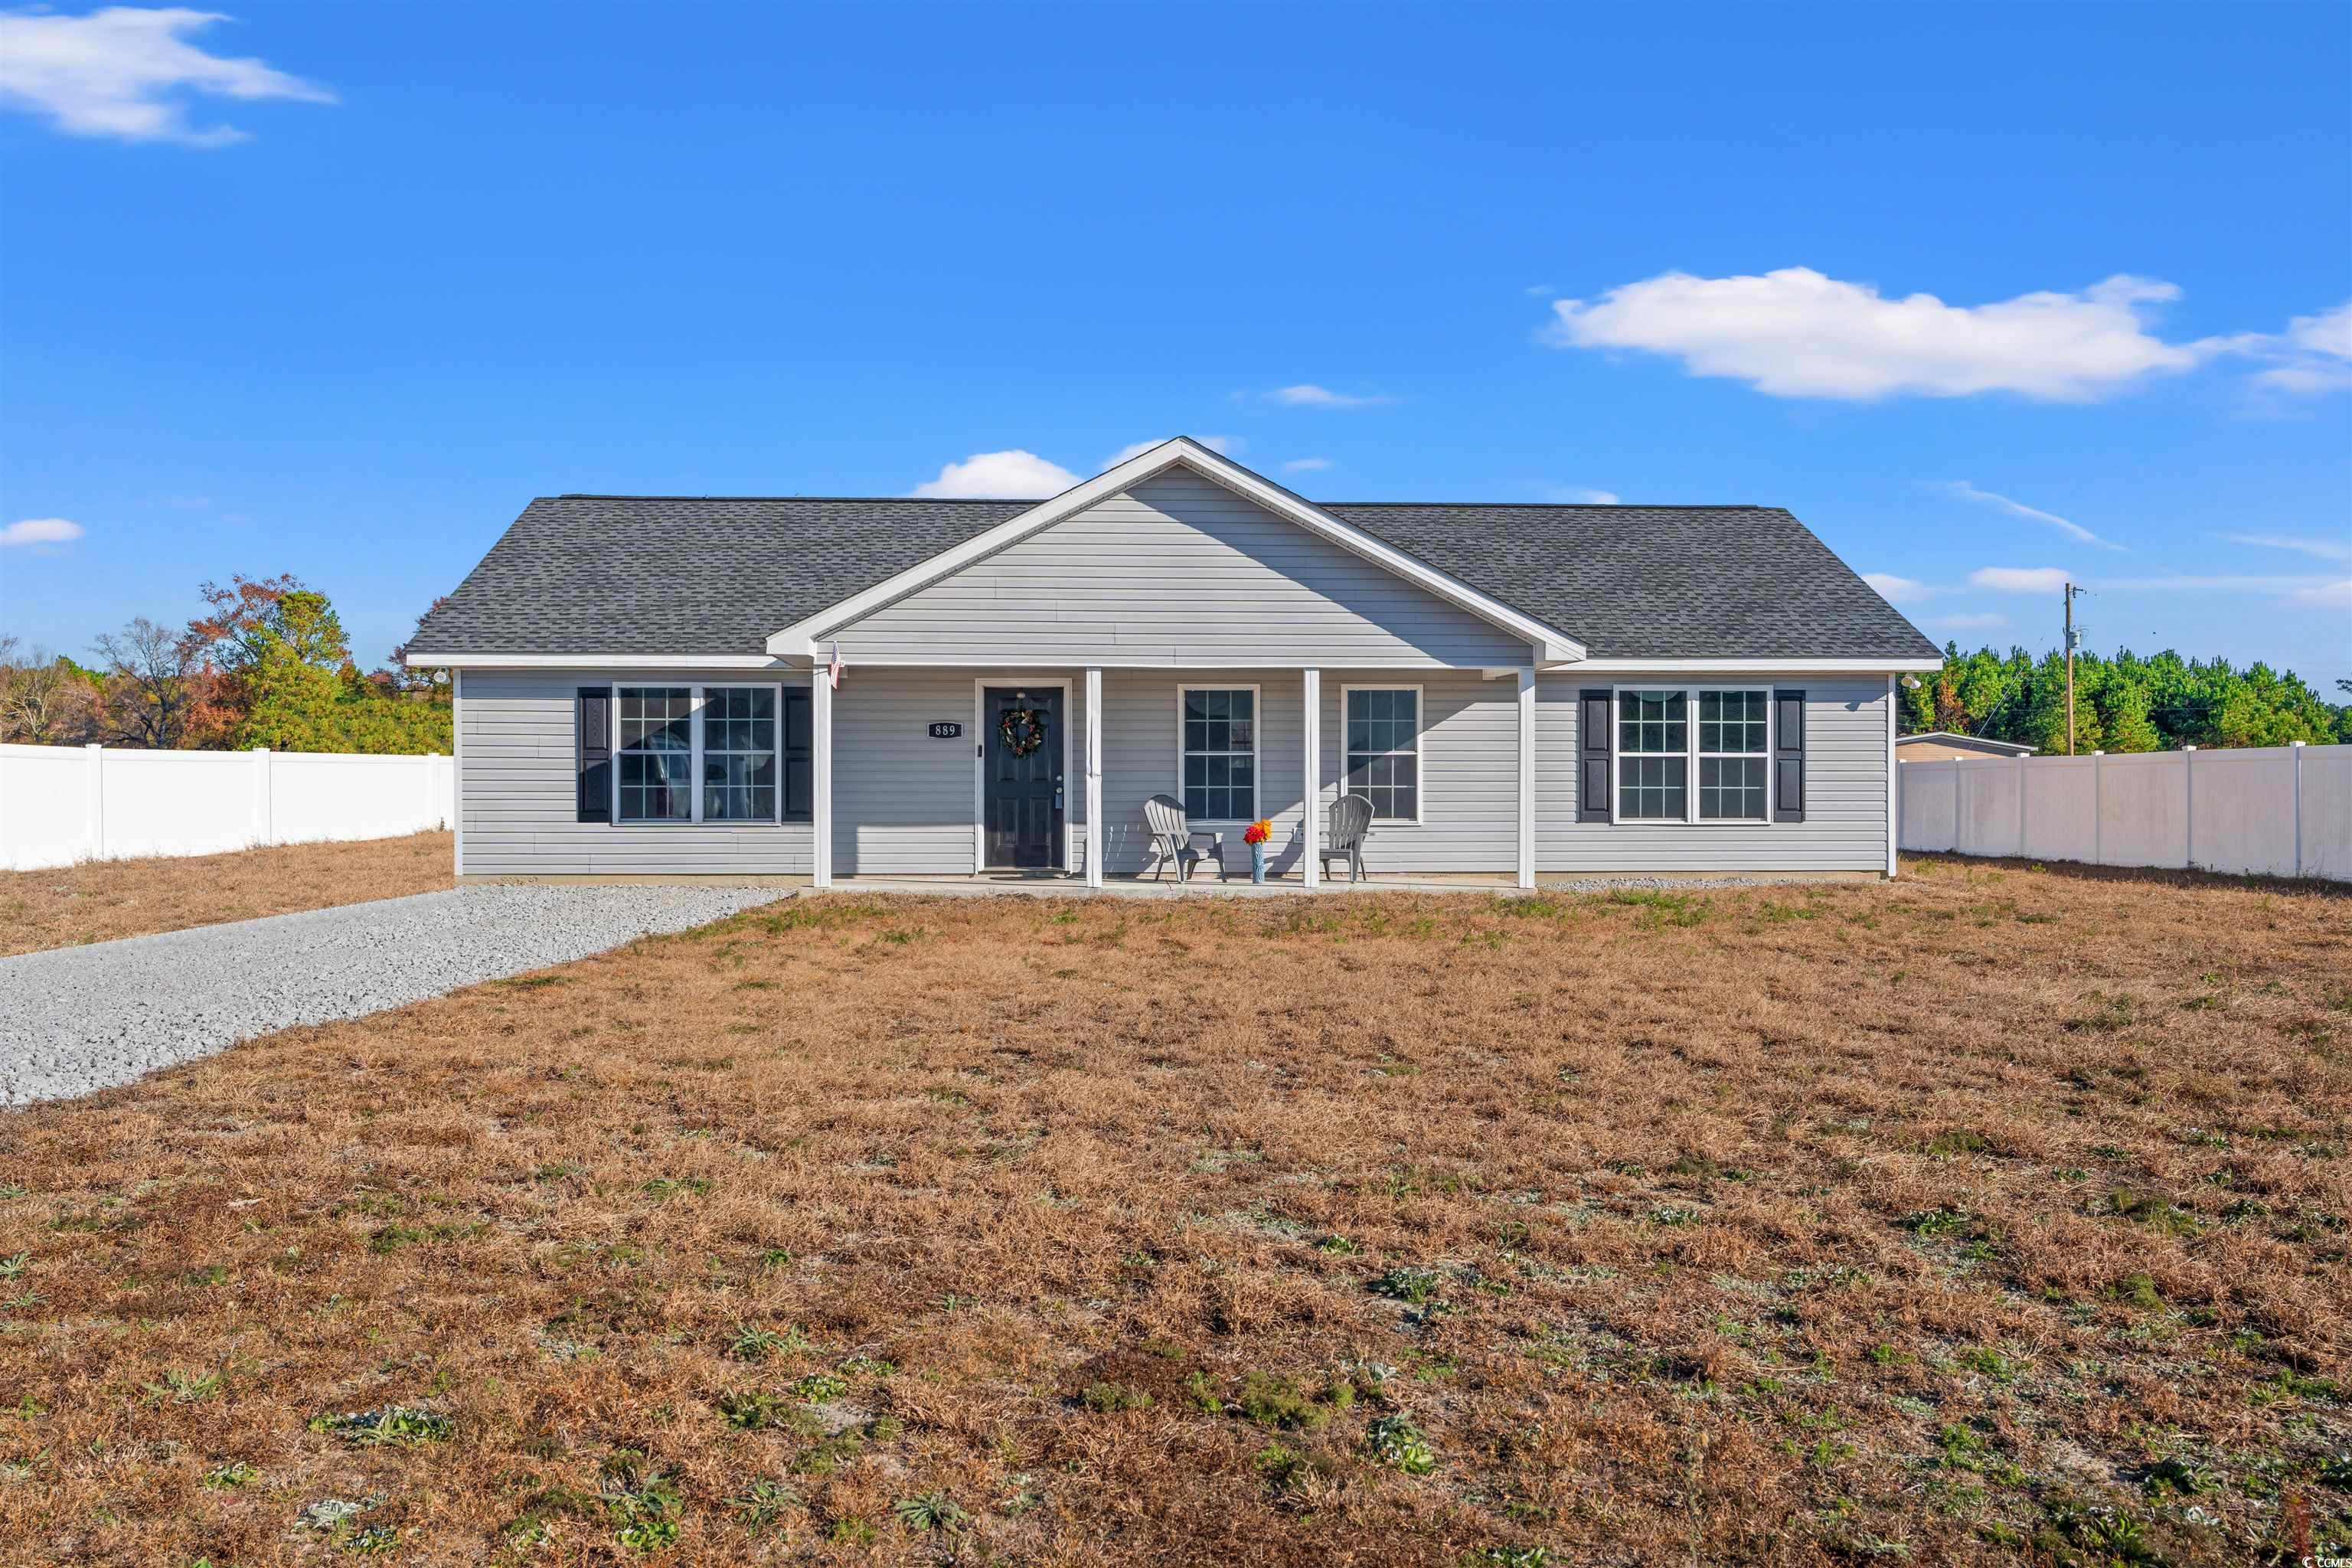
<box><xmin>3</xmin><ymin>2</ymin><xmax>2347</xmax><ymax>684</ymax></box>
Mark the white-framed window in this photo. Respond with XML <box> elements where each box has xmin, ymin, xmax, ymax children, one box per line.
<box><xmin>701</xmin><ymin>684</ymin><xmax>779</xmax><ymax>822</ymax></box>
<box><xmin>617</xmin><ymin>686</ymin><xmax>694</xmax><ymax>823</ymax></box>
<box><xmin>1612</xmin><ymin>685</ymin><xmax>1772</xmax><ymax>825</ymax></box>
<box><xmin>1615</xmin><ymin>688</ymin><xmax>1687</xmax><ymax>822</ymax></box>
<box><xmin>1341</xmin><ymin>684</ymin><xmax>1423</xmax><ymax>822</ymax></box>
<box><xmin>1178</xmin><ymin>685</ymin><xmax>1257</xmax><ymax>822</ymax></box>
<box><xmin>614</xmin><ymin>684</ymin><xmax>786</xmax><ymax>825</ymax></box>
<box><xmin>1697</xmin><ymin>689</ymin><xmax>1769</xmax><ymax>822</ymax></box>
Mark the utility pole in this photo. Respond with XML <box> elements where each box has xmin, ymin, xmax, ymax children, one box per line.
<box><xmin>2062</xmin><ymin>581</ymin><xmax>2087</xmax><ymax>756</ymax></box>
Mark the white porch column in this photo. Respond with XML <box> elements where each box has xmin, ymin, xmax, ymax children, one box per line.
<box><xmin>1084</xmin><ymin>667</ymin><xmax>1104</xmax><ymax>888</ymax></box>
<box><xmin>1517</xmin><ymin>666</ymin><xmax>1537</xmax><ymax>889</ymax></box>
<box><xmin>1301</xmin><ymin>668</ymin><xmax>1321</xmax><ymax>889</ymax></box>
<box><xmin>1884</xmin><ymin>674</ymin><xmax>1899</xmax><ymax>878</ymax></box>
<box><xmin>811</xmin><ymin>666</ymin><xmax>833</xmax><ymax>888</ymax></box>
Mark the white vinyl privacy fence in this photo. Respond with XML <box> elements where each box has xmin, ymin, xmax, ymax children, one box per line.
<box><xmin>1900</xmin><ymin>743</ymin><xmax>2350</xmax><ymax>882</ymax></box>
<box><xmin>0</xmin><ymin>743</ymin><xmax>455</xmax><ymax>871</ymax></box>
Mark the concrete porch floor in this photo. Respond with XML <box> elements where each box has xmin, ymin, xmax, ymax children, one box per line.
<box><xmin>829</xmin><ymin>871</ymin><xmax>1520</xmax><ymax>898</ymax></box>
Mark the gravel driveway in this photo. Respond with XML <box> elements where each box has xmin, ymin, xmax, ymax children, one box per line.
<box><xmin>0</xmin><ymin>884</ymin><xmax>792</xmax><ymax>1107</ymax></box>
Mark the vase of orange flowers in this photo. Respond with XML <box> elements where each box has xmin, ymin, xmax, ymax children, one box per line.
<box><xmin>1243</xmin><ymin>818</ymin><xmax>1272</xmax><ymax>884</ymax></box>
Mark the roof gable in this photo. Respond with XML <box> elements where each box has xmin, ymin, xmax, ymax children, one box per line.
<box><xmin>769</xmin><ymin>439</ymin><xmax>1586</xmax><ymax>662</ymax></box>
<box><xmin>826</xmin><ymin>469</ymin><xmax>1536</xmax><ymax>667</ymax></box>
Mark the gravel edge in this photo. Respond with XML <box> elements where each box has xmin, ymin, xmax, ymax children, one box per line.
<box><xmin>0</xmin><ymin>884</ymin><xmax>794</xmax><ymax>1108</ymax></box>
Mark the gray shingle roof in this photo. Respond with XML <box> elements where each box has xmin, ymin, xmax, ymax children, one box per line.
<box><xmin>405</xmin><ymin>492</ymin><xmax>1936</xmax><ymax>662</ymax></box>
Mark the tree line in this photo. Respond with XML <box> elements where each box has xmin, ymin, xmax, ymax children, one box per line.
<box><xmin>1899</xmin><ymin>642</ymin><xmax>2352</xmax><ymax>753</ymax></box>
<box><xmin>0</xmin><ymin>575</ymin><xmax>451</xmax><ymax>754</ymax></box>
<box><xmin>7</xmin><ymin>593</ymin><xmax>2346</xmax><ymax>758</ymax></box>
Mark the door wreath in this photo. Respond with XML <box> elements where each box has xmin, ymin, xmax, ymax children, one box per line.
<box><xmin>997</xmin><ymin>705</ymin><xmax>1048</xmax><ymax>759</ymax></box>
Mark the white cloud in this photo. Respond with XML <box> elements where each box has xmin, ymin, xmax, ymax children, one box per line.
<box><xmin>1523</xmin><ymin>283</ymin><xmax>1556</xmax><ymax>297</ymax></box>
<box><xmin>1</xmin><ymin>517</ymin><xmax>84</xmax><ymax>547</ymax></box>
<box><xmin>1862</xmin><ymin>573</ymin><xmax>1932</xmax><ymax>604</ymax></box>
<box><xmin>2220</xmin><ymin>531</ymin><xmax>2352</xmax><ymax>564</ymax></box>
<box><xmin>1281</xmin><ymin>456</ymin><xmax>1332</xmax><ymax>472</ymax></box>
<box><xmin>910</xmin><ymin>450</ymin><xmax>1080</xmax><ymax>499</ymax></box>
<box><xmin>1543</xmin><ymin>486</ymin><xmax>1620</xmax><ymax>505</ymax></box>
<box><xmin>1935</xmin><ymin>480</ymin><xmax>2124</xmax><ymax>551</ymax></box>
<box><xmin>1100</xmin><ymin>439</ymin><xmax>1169</xmax><ymax>469</ymax></box>
<box><xmin>2288</xmin><ymin>302</ymin><xmax>2352</xmax><ymax>358</ymax></box>
<box><xmin>1101</xmin><ymin>435</ymin><xmax>1234</xmax><ymax>469</ymax></box>
<box><xmin>0</xmin><ymin>7</ymin><xmax>335</xmax><ymax>147</ymax></box>
<box><xmin>1544</xmin><ymin>268</ymin><xmax>2236</xmax><ymax>401</ymax></box>
<box><xmin>1935</xmin><ymin>612</ymin><xmax>2008</xmax><ymax>630</ymax></box>
<box><xmin>1948</xmin><ymin>567</ymin><xmax>2347</xmax><ymax>606</ymax></box>
<box><xmin>1968</xmin><ymin>567</ymin><xmax>2071</xmax><ymax>594</ymax></box>
<box><xmin>2248</xmin><ymin>302</ymin><xmax>2352</xmax><ymax>394</ymax></box>
<box><xmin>2080</xmin><ymin>573</ymin><xmax>2347</xmax><ymax>606</ymax></box>
<box><xmin>2252</xmin><ymin>363</ymin><xmax>2352</xmax><ymax>395</ymax></box>
<box><xmin>1264</xmin><ymin>384</ymin><xmax>1391</xmax><ymax>409</ymax></box>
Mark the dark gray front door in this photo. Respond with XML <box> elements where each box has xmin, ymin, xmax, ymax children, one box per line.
<box><xmin>983</xmin><ymin>687</ymin><xmax>1063</xmax><ymax>869</ymax></box>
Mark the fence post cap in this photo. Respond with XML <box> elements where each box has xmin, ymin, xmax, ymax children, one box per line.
<box><xmin>2183</xmin><ymin>745</ymin><xmax>2197</xmax><ymax>753</ymax></box>
<box><xmin>2292</xmin><ymin>739</ymin><xmax>2308</xmax><ymax>747</ymax></box>
<box><xmin>85</xmin><ymin>742</ymin><xmax>102</xmax><ymax>751</ymax></box>
<box><xmin>2093</xmin><ymin>750</ymin><xmax>2105</xmax><ymax>756</ymax></box>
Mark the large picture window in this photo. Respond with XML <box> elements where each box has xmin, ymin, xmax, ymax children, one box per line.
<box><xmin>614</xmin><ymin>684</ymin><xmax>789</xmax><ymax>825</ymax></box>
<box><xmin>1181</xmin><ymin>687</ymin><xmax>1256</xmax><ymax>822</ymax></box>
<box><xmin>1344</xmin><ymin>685</ymin><xmax>1421</xmax><ymax>822</ymax></box>
<box><xmin>1613</xmin><ymin>686</ymin><xmax>1772</xmax><ymax>824</ymax></box>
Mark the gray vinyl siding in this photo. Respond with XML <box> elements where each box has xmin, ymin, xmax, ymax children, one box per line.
<box><xmin>829</xmin><ymin>473</ymin><xmax>1532</xmax><ymax>668</ymax></box>
<box><xmin>1318</xmin><ymin>671</ymin><xmax>1521</xmax><ymax>873</ymax></box>
<box><xmin>457</xmin><ymin>670</ymin><xmax>813</xmax><ymax>876</ymax></box>
<box><xmin>456</xmin><ymin>667</ymin><xmax>1890</xmax><ymax>880</ymax></box>
<box><xmin>833</xmin><ymin>667</ymin><xmax>1087</xmax><ymax>876</ymax></box>
<box><xmin>1099</xmin><ymin>670</ymin><xmax>1306</xmax><ymax>876</ymax></box>
<box><xmin>1534</xmin><ymin>677</ymin><xmax>1889</xmax><ymax>874</ymax></box>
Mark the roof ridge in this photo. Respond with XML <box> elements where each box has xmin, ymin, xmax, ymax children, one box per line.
<box><xmin>544</xmin><ymin>493</ymin><xmax>1781</xmax><ymax>510</ymax></box>
<box><xmin>1328</xmin><ymin>501</ymin><xmax>1776</xmax><ymax>511</ymax></box>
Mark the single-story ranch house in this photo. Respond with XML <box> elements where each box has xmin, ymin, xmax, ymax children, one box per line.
<box><xmin>403</xmin><ymin>438</ymin><xmax>1940</xmax><ymax>889</ymax></box>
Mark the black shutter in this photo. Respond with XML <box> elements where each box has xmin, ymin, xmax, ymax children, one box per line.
<box><xmin>1774</xmin><ymin>689</ymin><xmax>1806</xmax><ymax>823</ymax></box>
<box><xmin>577</xmin><ymin>688</ymin><xmax>611</xmax><ymax>823</ymax></box>
<box><xmin>1578</xmin><ymin>688</ymin><xmax>1612</xmax><ymax>822</ymax></box>
<box><xmin>782</xmin><ymin>688</ymin><xmax>812</xmax><ymax>822</ymax></box>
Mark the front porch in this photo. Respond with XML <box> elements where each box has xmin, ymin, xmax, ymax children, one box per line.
<box><xmin>808</xmin><ymin>663</ymin><xmax>1538</xmax><ymax>890</ymax></box>
<box><xmin>828</xmin><ymin>869</ymin><xmax>1523</xmax><ymax>897</ymax></box>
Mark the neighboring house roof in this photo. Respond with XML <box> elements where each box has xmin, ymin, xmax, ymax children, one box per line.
<box><xmin>404</xmin><ymin>448</ymin><xmax>1939</xmax><ymax>663</ymax></box>
<box><xmin>1895</xmin><ymin>732</ymin><xmax>2038</xmax><ymax>757</ymax></box>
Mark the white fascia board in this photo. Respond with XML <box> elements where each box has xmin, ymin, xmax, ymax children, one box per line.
<box><xmin>766</xmin><ymin>436</ymin><xmax>1587</xmax><ymax>662</ymax></box>
<box><xmin>1541</xmin><ymin>657</ymin><xmax>1945</xmax><ymax>675</ymax></box>
<box><xmin>402</xmin><ymin>652</ymin><xmax>794</xmax><ymax>670</ymax></box>
<box><xmin>810</xmin><ymin>655</ymin><xmax>1492</xmax><ymax>670</ymax></box>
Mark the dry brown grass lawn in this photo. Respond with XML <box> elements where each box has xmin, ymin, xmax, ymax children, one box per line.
<box><xmin>2</xmin><ymin>858</ymin><xmax>2347</xmax><ymax>1566</ymax></box>
<box><xmin>0</xmin><ymin>831</ymin><xmax>453</xmax><ymax>957</ymax></box>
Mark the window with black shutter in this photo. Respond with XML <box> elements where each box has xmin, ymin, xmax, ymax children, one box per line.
<box><xmin>782</xmin><ymin>688</ymin><xmax>813</xmax><ymax>822</ymax></box>
<box><xmin>577</xmin><ymin>688</ymin><xmax>611</xmax><ymax>822</ymax></box>
<box><xmin>1577</xmin><ymin>688</ymin><xmax>1612</xmax><ymax>822</ymax></box>
<box><xmin>1773</xmin><ymin>689</ymin><xmax>1807</xmax><ymax>822</ymax></box>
